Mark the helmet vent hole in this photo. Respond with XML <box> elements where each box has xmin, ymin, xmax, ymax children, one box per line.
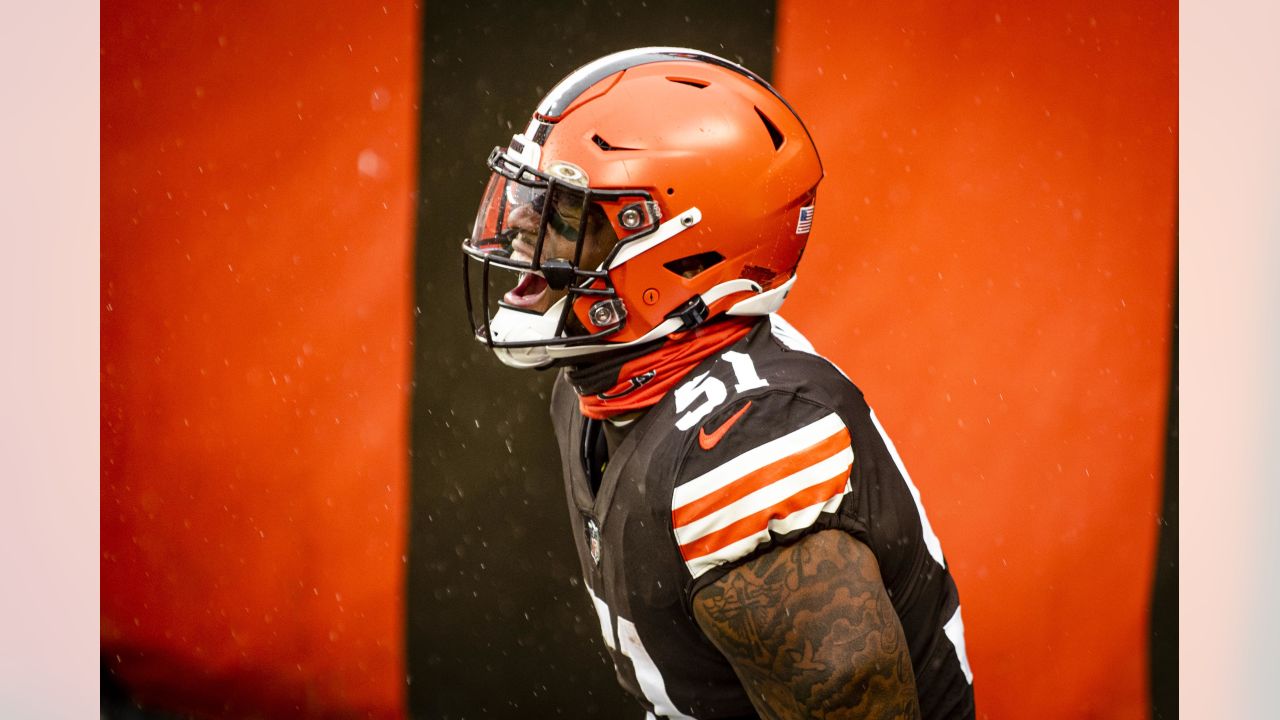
<box><xmin>755</xmin><ymin>107</ymin><xmax>785</xmax><ymax>151</ymax></box>
<box><xmin>592</xmin><ymin>134</ymin><xmax>638</xmax><ymax>152</ymax></box>
<box><xmin>663</xmin><ymin>251</ymin><xmax>725</xmax><ymax>279</ymax></box>
<box><xmin>667</xmin><ymin>76</ymin><xmax>710</xmax><ymax>89</ymax></box>
<box><xmin>666</xmin><ymin>187</ymin><xmax>675</xmax><ymax>195</ymax></box>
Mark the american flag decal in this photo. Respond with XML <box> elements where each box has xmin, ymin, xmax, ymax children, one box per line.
<box><xmin>795</xmin><ymin>205</ymin><xmax>815</xmax><ymax>234</ymax></box>
<box><xmin>672</xmin><ymin>413</ymin><xmax>853</xmax><ymax>578</ymax></box>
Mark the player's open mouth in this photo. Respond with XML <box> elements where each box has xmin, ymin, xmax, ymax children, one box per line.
<box><xmin>503</xmin><ymin>272</ymin><xmax>549</xmax><ymax>308</ymax></box>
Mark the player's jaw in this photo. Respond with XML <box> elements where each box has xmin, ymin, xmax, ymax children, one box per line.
<box><xmin>502</xmin><ymin>233</ymin><xmax>559</xmax><ymax>313</ymax></box>
<box><xmin>503</xmin><ymin>272</ymin><xmax>554</xmax><ymax>312</ymax></box>
<box><xmin>499</xmin><ymin>202</ymin><xmax>620</xmax><ymax>316</ymax></box>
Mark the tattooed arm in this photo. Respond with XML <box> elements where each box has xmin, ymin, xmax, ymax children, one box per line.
<box><xmin>691</xmin><ymin>529</ymin><xmax>920</xmax><ymax>720</ymax></box>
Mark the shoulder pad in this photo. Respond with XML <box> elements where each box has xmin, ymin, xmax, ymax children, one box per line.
<box><xmin>671</xmin><ymin>391</ymin><xmax>853</xmax><ymax>579</ymax></box>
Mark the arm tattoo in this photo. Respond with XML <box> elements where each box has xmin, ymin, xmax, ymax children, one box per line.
<box><xmin>692</xmin><ymin>530</ymin><xmax>920</xmax><ymax>720</ymax></box>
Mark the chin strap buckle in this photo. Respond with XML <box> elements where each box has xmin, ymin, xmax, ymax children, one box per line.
<box><xmin>667</xmin><ymin>295</ymin><xmax>709</xmax><ymax>331</ymax></box>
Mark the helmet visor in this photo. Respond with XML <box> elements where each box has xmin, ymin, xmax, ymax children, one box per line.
<box><xmin>466</xmin><ymin>171</ymin><xmax>597</xmax><ymax>272</ymax></box>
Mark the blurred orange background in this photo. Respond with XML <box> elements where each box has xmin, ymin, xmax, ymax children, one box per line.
<box><xmin>777</xmin><ymin>2</ymin><xmax>1175</xmax><ymax>718</ymax></box>
<box><xmin>101</xmin><ymin>2</ymin><xmax>418</xmax><ymax>716</ymax></box>
<box><xmin>100</xmin><ymin>1</ymin><xmax>1174</xmax><ymax>717</ymax></box>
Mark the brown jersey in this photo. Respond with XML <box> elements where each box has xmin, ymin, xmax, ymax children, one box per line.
<box><xmin>550</xmin><ymin>316</ymin><xmax>975</xmax><ymax>719</ymax></box>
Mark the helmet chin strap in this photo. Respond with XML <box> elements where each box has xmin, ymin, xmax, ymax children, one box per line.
<box><xmin>488</xmin><ymin>275</ymin><xmax>799</xmax><ymax>369</ymax></box>
<box><xmin>488</xmin><ymin>303</ymin><xmax>564</xmax><ymax>369</ymax></box>
<box><xmin>487</xmin><ymin>207</ymin><xmax>707</xmax><ymax>369</ymax></box>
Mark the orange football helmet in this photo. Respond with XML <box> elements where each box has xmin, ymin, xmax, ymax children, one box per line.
<box><xmin>463</xmin><ymin>47</ymin><xmax>823</xmax><ymax>368</ymax></box>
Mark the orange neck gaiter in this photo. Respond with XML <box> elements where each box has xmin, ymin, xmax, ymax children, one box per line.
<box><xmin>571</xmin><ymin>318</ymin><xmax>757</xmax><ymax>420</ymax></box>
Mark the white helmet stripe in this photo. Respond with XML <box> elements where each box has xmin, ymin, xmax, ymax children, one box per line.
<box><xmin>503</xmin><ymin>132</ymin><xmax>542</xmax><ymax>168</ymax></box>
<box><xmin>606</xmin><ymin>208</ymin><xmax>702</xmax><ymax>270</ymax></box>
<box><xmin>536</xmin><ymin>47</ymin><xmax>752</xmax><ymax>119</ymax></box>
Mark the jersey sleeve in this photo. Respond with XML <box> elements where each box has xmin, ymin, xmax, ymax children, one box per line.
<box><xmin>671</xmin><ymin>388</ymin><xmax>857</xmax><ymax>601</ymax></box>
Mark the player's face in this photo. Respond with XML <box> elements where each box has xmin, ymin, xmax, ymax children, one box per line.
<box><xmin>501</xmin><ymin>198</ymin><xmax>619</xmax><ymax>314</ymax></box>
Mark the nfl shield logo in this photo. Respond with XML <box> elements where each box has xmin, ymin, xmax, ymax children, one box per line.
<box><xmin>586</xmin><ymin>518</ymin><xmax>601</xmax><ymax>565</ymax></box>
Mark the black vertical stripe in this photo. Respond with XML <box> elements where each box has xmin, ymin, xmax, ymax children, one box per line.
<box><xmin>1151</xmin><ymin>253</ymin><xmax>1178</xmax><ymax>719</ymax></box>
<box><xmin>409</xmin><ymin>2</ymin><xmax>777</xmax><ymax>717</ymax></box>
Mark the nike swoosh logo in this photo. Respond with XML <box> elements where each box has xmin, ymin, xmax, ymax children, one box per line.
<box><xmin>698</xmin><ymin>401</ymin><xmax>753</xmax><ymax>451</ymax></box>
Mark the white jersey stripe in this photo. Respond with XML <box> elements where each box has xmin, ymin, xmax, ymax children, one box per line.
<box><xmin>684</xmin><ymin>489</ymin><xmax>847</xmax><ymax>578</ymax></box>
<box><xmin>586</xmin><ymin>585</ymin><xmax>615</xmax><ymax>651</ymax></box>
<box><xmin>942</xmin><ymin>605</ymin><xmax>974</xmax><ymax>684</ymax></box>
<box><xmin>767</xmin><ymin>314</ymin><xmax>816</xmax><ymax>354</ymax></box>
<box><xmin>768</xmin><ymin>315</ymin><xmax>946</xmax><ymax>569</ymax></box>
<box><xmin>617</xmin><ymin>617</ymin><xmax>697</xmax><ymax>719</ymax></box>
<box><xmin>672</xmin><ymin>413</ymin><xmax>846</xmax><ymax>509</ymax></box>
<box><xmin>869</xmin><ymin>408</ymin><xmax>945</xmax><ymax>567</ymax></box>
<box><xmin>672</xmin><ymin>446</ymin><xmax>853</xmax><ymax>545</ymax></box>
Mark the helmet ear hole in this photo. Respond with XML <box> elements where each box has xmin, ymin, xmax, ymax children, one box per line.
<box><xmin>663</xmin><ymin>251</ymin><xmax>725</xmax><ymax>279</ymax></box>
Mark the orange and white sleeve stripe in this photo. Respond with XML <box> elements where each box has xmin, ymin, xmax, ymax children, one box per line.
<box><xmin>672</xmin><ymin>412</ymin><xmax>854</xmax><ymax>579</ymax></box>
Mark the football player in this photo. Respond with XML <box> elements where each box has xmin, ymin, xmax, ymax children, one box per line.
<box><xmin>462</xmin><ymin>47</ymin><xmax>975</xmax><ymax>720</ymax></box>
